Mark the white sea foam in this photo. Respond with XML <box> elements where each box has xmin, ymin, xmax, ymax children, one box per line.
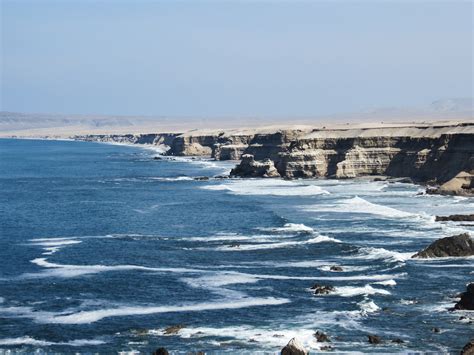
<box><xmin>29</xmin><ymin>240</ymin><xmax>82</xmax><ymax>247</ymax></box>
<box><xmin>331</xmin><ymin>285</ymin><xmax>391</xmax><ymax>297</ymax></box>
<box><xmin>186</xmin><ymin>271</ymin><xmax>404</xmax><ymax>291</ymax></box>
<box><xmin>353</xmin><ymin>247</ymin><xmax>415</xmax><ymax>263</ymax></box>
<box><xmin>305</xmin><ymin>196</ymin><xmax>415</xmax><ymax>219</ymax></box>
<box><xmin>28</xmin><ymin>238</ymin><xmax>82</xmax><ymax>255</ymax></box>
<box><xmin>0</xmin><ymin>336</ymin><xmax>105</xmax><ymax>346</ymax></box>
<box><xmin>358</xmin><ymin>298</ymin><xmax>381</xmax><ymax>314</ymax></box>
<box><xmin>373</xmin><ymin>279</ymin><xmax>397</xmax><ymax>286</ymax></box>
<box><xmin>257</xmin><ymin>223</ymin><xmax>314</xmax><ymax>233</ymax></box>
<box><xmin>150</xmin><ymin>325</ymin><xmax>321</xmax><ymax>351</ymax></box>
<box><xmin>318</xmin><ymin>264</ymin><xmax>372</xmax><ymax>272</ymax></box>
<box><xmin>202</xmin><ymin>179</ymin><xmax>329</xmax><ymax>196</ymax></box>
<box><xmin>41</xmin><ymin>298</ymin><xmax>290</xmax><ymax>324</ymax></box>
<box><xmin>24</xmin><ymin>258</ymin><xmax>204</xmax><ymax>278</ymax></box>
<box><xmin>151</xmin><ymin>176</ymin><xmax>195</xmax><ymax>182</ymax></box>
<box><xmin>216</xmin><ymin>235</ymin><xmax>340</xmax><ymax>251</ymax></box>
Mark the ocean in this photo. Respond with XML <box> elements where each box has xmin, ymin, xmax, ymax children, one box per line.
<box><xmin>0</xmin><ymin>138</ymin><xmax>472</xmax><ymax>353</ymax></box>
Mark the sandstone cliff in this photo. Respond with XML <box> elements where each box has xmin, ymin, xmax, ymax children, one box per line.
<box><xmin>73</xmin><ymin>121</ymin><xmax>474</xmax><ymax>195</ymax></box>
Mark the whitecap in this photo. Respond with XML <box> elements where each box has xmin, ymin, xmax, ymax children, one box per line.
<box><xmin>41</xmin><ymin>298</ymin><xmax>290</xmax><ymax>324</ymax></box>
<box><xmin>149</xmin><ymin>325</ymin><xmax>321</xmax><ymax>351</ymax></box>
<box><xmin>353</xmin><ymin>247</ymin><xmax>415</xmax><ymax>263</ymax></box>
<box><xmin>23</xmin><ymin>258</ymin><xmax>205</xmax><ymax>278</ymax></box>
<box><xmin>216</xmin><ymin>235</ymin><xmax>340</xmax><ymax>251</ymax></box>
<box><xmin>150</xmin><ymin>176</ymin><xmax>194</xmax><ymax>182</ymax></box>
<box><xmin>305</xmin><ymin>196</ymin><xmax>415</xmax><ymax>219</ymax></box>
<box><xmin>358</xmin><ymin>298</ymin><xmax>381</xmax><ymax>314</ymax></box>
<box><xmin>0</xmin><ymin>336</ymin><xmax>105</xmax><ymax>346</ymax></box>
<box><xmin>373</xmin><ymin>279</ymin><xmax>397</xmax><ymax>286</ymax></box>
<box><xmin>330</xmin><ymin>285</ymin><xmax>391</xmax><ymax>297</ymax></box>
<box><xmin>257</xmin><ymin>223</ymin><xmax>314</xmax><ymax>233</ymax></box>
<box><xmin>28</xmin><ymin>238</ymin><xmax>82</xmax><ymax>255</ymax></box>
<box><xmin>201</xmin><ymin>179</ymin><xmax>329</xmax><ymax>196</ymax></box>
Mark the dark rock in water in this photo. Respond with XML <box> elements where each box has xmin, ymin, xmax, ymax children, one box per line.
<box><xmin>368</xmin><ymin>335</ymin><xmax>381</xmax><ymax>344</ymax></box>
<box><xmin>462</xmin><ymin>340</ymin><xmax>474</xmax><ymax>355</ymax></box>
<box><xmin>153</xmin><ymin>156</ymin><xmax>162</xmax><ymax>160</ymax></box>
<box><xmin>153</xmin><ymin>348</ymin><xmax>169</xmax><ymax>355</ymax></box>
<box><xmin>163</xmin><ymin>324</ymin><xmax>185</xmax><ymax>335</ymax></box>
<box><xmin>229</xmin><ymin>243</ymin><xmax>241</xmax><ymax>248</ymax></box>
<box><xmin>193</xmin><ymin>176</ymin><xmax>210</xmax><ymax>181</ymax></box>
<box><xmin>315</xmin><ymin>331</ymin><xmax>330</xmax><ymax>342</ymax></box>
<box><xmin>412</xmin><ymin>233</ymin><xmax>474</xmax><ymax>258</ymax></box>
<box><xmin>311</xmin><ymin>284</ymin><xmax>335</xmax><ymax>295</ymax></box>
<box><xmin>431</xmin><ymin>327</ymin><xmax>441</xmax><ymax>333</ymax></box>
<box><xmin>455</xmin><ymin>283</ymin><xmax>474</xmax><ymax>310</ymax></box>
<box><xmin>435</xmin><ymin>214</ymin><xmax>474</xmax><ymax>222</ymax></box>
<box><xmin>230</xmin><ymin>154</ymin><xmax>280</xmax><ymax>178</ymax></box>
<box><xmin>320</xmin><ymin>345</ymin><xmax>333</xmax><ymax>351</ymax></box>
<box><xmin>391</xmin><ymin>338</ymin><xmax>404</xmax><ymax>344</ymax></box>
<box><xmin>329</xmin><ymin>266</ymin><xmax>343</xmax><ymax>272</ymax></box>
<box><xmin>281</xmin><ymin>338</ymin><xmax>308</xmax><ymax>355</ymax></box>
<box><xmin>390</xmin><ymin>177</ymin><xmax>413</xmax><ymax>184</ymax></box>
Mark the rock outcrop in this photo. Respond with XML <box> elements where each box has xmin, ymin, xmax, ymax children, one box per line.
<box><xmin>435</xmin><ymin>214</ymin><xmax>474</xmax><ymax>222</ymax></box>
<box><xmin>368</xmin><ymin>335</ymin><xmax>381</xmax><ymax>344</ymax></box>
<box><xmin>461</xmin><ymin>340</ymin><xmax>474</xmax><ymax>355</ymax></box>
<box><xmin>311</xmin><ymin>284</ymin><xmax>335</xmax><ymax>295</ymax></box>
<box><xmin>412</xmin><ymin>233</ymin><xmax>474</xmax><ymax>258</ymax></box>
<box><xmin>230</xmin><ymin>154</ymin><xmax>280</xmax><ymax>177</ymax></box>
<box><xmin>152</xmin><ymin>348</ymin><xmax>169</xmax><ymax>355</ymax></box>
<box><xmin>73</xmin><ymin>122</ymin><xmax>474</xmax><ymax>193</ymax></box>
<box><xmin>232</xmin><ymin>124</ymin><xmax>474</xmax><ymax>188</ymax></box>
<box><xmin>427</xmin><ymin>171</ymin><xmax>474</xmax><ymax>196</ymax></box>
<box><xmin>454</xmin><ymin>283</ymin><xmax>474</xmax><ymax>310</ymax></box>
<box><xmin>281</xmin><ymin>338</ymin><xmax>308</xmax><ymax>355</ymax></box>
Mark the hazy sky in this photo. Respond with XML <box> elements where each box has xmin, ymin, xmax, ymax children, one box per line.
<box><xmin>1</xmin><ymin>0</ymin><xmax>472</xmax><ymax>116</ymax></box>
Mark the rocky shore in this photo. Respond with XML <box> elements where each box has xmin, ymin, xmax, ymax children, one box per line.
<box><xmin>73</xmin><ymin>121</ymin><xmax>474</xmax><ymax>195</ymax></box>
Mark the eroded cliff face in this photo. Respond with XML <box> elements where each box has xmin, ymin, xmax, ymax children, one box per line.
<box><xmin>229</xmin><ymin>124</ymin><xmax>474</xmax><ymax>195</ymax></box>
<box><xmin>73</xmin><ymin>133</ymin><xmax>178</xmax><ymax>147</ymax></box>
<box><xmin>73</xmin><ymin>122</ymin><xmax>474</xmax><ymax>194</ymax></box>
<box><xmin>271</xmin><ymin>133</ymin><xmax>474</xmax><ymax>183</ymax></box>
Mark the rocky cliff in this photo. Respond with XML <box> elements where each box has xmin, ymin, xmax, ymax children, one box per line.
<box><xmin>73</xmin><ymin>121</ymin><xmax>474</xmax><ymax>195</ymax></box>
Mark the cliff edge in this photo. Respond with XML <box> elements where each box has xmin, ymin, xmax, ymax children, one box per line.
<box><xmin>73</xmin><ymin>121</ymin><xmax>474</xmax><ymax>196</ymax></box>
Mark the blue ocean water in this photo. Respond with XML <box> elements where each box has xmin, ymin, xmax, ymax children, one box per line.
<box><xmin>0</xmin><ymin>138</ymin><xmax>473</xmax><ymax>354</ymax></box>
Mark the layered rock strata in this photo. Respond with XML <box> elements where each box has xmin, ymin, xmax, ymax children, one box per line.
<box><xmin>73</xmin><ymin>122</ymin><xmax>474</xmax><ymax>192</ymax></box>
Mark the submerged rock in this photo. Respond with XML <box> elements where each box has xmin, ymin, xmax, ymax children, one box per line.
<box><xmin>329</xmin><ymin>266</ymin><xmax>343</xmax><ymax>272</ymax></box>
<box><xmin>193</xmin><ymin>176</ymin><xmax>210</xmax><ymax>181</ymax></box>
<box><xmin>412</xmin><ymin>233</ymin><xmax>474</xmax><ymax>258</ymax></box>
<box><xmin>315</xmin><ymin>331</ymin><xmax>331</xmax><ymax>342</ymax></box>
<box><xmin>311</xmin><ymin>284</ymin><xmax>335</xmax><ymax>295</ymax></box>
<box><xmin>367</xmin><ymin>335</ymin><xmax>381</xmax><ymax>344</ymax></box>
<box><xmin>163</xmin><ymin>324</ymin><xmax>186</xmax><ymax>335</ymax></box>
<box><xmin>454</xmin><ymin>283</ymin><xmax>474</xmax><ymax>310</ymax></box>
<box><xmin>153</xmin><ymin>348</ymin><xmax>169</xmax><ymax>355</ymax></box>
<box><xmin>435</xmin><ymin>214</ymin><xmax>474</xmax><ymax>222</ymax></box>
<box><xmin>281</xmin><ymin>337</ymin><xmax>308</xmax><ymax>355</ymax></box>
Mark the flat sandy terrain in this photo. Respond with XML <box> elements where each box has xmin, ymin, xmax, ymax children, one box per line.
<box><xmin>0</xmin><ymin>110</ymin><xmax>472</xmax><ymax>138</ymax></box>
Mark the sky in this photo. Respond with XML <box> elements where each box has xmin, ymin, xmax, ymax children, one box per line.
<box><xmin>1</xmin><ymin>0</ymin><xmax>472</xmax><ymax>117</ymax></box>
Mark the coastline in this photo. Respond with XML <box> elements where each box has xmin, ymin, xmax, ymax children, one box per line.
<box><xmin>66</xmin><ymin>119</ymin><xmax>474</xmax><ymax>196</ymax></box>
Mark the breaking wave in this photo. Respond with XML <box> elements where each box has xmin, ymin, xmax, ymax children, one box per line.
<box><xmin>202</xmin><ymin>179</ymin><xmax>330</xmax><ymax>196</ymax></box>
